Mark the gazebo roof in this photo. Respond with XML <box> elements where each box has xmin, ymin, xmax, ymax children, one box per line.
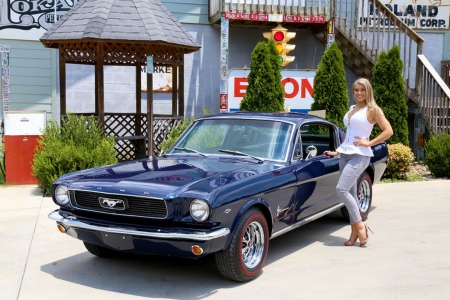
<box><xmin>40</xmin><ymin>0</ymin><xmax>200</xmax><ymax>52</ymax></box>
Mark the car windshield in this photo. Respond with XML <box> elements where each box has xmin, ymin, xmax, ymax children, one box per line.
<box><xmin>168</xmin><ymin>118</ymin><xmax>294</xmax><ymax>161</ymax></box>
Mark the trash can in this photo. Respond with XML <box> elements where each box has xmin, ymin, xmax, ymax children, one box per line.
<box><xmin>4</xmin><ymin>111</ymin><xmax>46</xmax><ymax>184</ymax></box>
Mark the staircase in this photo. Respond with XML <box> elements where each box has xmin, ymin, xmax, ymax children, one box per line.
<box><xmin>316</xmin><ymin>0</ymin><xmax>449</xmax><ymax>139</ymax></box>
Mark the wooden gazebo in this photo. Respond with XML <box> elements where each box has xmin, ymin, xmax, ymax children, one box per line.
<box><xmin>40</xmin><ymin>0</ymin><xmax>200</xmax><ymax>160</ymax></box>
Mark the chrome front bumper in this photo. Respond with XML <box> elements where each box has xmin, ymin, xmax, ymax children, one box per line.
<box><xmin>48</xmin><ymin>210</ymin><xmax>230</xmax><ymax>241</ymax></box>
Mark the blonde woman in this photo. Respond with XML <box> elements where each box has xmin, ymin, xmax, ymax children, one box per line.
<box><xmin>324</xmin><ymin>78</ymin><xmax>393</xmax><ymax>247</ymax></box>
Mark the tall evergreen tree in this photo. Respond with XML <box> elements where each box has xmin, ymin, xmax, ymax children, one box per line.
<box><xmin>371</xmin><ymin>45</ymin><xmax>408</xmax><ymax>145</ymax></box>
<box><xmin>311</xmin><ymin>42</ymin><xmax>349</xmax><ymax>129</ymax></box>
<box><xmin>240</xmin><ymin>39</ymin><xmax>284</xmax><ymax>111</ymax></box>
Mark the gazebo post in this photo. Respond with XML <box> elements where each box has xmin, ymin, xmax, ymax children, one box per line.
<box><xmin>147</xmin><ymin>71</ymin><xmax>153</xmax><ymax>157</ymax></box>
<box><xmin>172</xmin><ymin>65</ymin><xmax>177</xmax><ymax>116</ymax></box>
<box><xmin>136</xmin><ymin>63</ymin><xmax>142</xmax><ymax>136</ymax></box>
<box><xmin>178</xmin><ymin>62</ymin><xmax>184</xmax><ymax>118</ymax></box>
<box><xmin>96</xmin><ymin>43</ymin><xmax>105</xmax><ymax>127</ymax></box>
<box><xmin>59</xmin><ymin>51</ymin><xmax>66</xmax><ymax>118</ymax></box>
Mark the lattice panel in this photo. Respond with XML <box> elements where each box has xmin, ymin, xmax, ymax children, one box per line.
<box><xmin>102</xmin><ymin>42</ymin><xmax>146</xmax><ymax>64</ymax></box>
<box><xmin>105</xmin><ymin>114</ymin><xmax>137</xmax><ymax>137</ymax></box>
<box><xmin>115</xmin><ymin>139</ymin><xmax>135</xmax><ymax>162</ymax></box>
<box><xmin>59</xmin><ymin>41</ymin><xmax>98</xmax><ymax>63</ymax></box>
<box><xmin>104</xmin><ymin>114</ymin><xmax>183</xmax><ymax>160</ymax></box>
<box><xmin>152</xmin><ymin>118</ymin><xmax>183</xmax><ymax>156</ymax></box>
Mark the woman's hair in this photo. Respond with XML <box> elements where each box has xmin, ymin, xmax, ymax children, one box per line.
<box><xmin>353</xmin><ymin>78</ymin><xmax>380</xmax><ymax>119</ymax></box>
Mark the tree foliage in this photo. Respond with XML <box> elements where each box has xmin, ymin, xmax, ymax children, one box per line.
<box><xmin>371</xmin><ymin>45</ymin><xmax>408</xmax><ymax>145</ymax></box>
<box><xmin>239</xmin><ymin>39</ymin><xmax>284</xmax><ymax>112</ymax></box>
<box><xmin>311</xmin><ymin>42</ymin><xmax>349</xmax><ymax>129</ymax></box>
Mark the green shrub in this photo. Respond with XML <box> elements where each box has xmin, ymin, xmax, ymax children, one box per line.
<box><xmin>424</xmin><ymin>133</ymin><xmax>450</xmax><ymax>178</ymax></box>
<box><xmin>371</xmin><ymin>46</ymin><xmax>408</xmax><ymax>145</ymax></box>
<box><xmin>311</xmin><ymin>42</ymin><xmax>349</xmax><ymax>129</ymax></box>
<box><xmin>239</xmin><ymin>39</ymin><xmax>284</xmax><ymax>111</ymax></box>
<box><xmin>159</xmin><ymin>116</ymin><xmax>195</xmax><ymax>155</ymax></box>
<box><xmin>159</xmin><ymin>108</ymin><xmax>213</xmax><ymax>156</ymax></box>
<box><xmin>383</xmin><ymin>143</ymin><xmax>415</xmax><ymax>180</ymax></box>
<box><xmin>32</xmin><ymin>113</ymin><xmax>118</xmax><ymax>195</ymax></box>
<box><xmin>0</xmin><ymin>144</ymin><xmax>5</xmax><ymax>184</ymax></box>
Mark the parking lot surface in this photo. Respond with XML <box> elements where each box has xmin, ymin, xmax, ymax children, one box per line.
<box><xmin>1</xmin><ymin>180</ymin><xmax>450</xmax><ymax>300</ymax></box>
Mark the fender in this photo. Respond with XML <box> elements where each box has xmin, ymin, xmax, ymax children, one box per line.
<box><xmin>221</xmin><ymin>197</ymin><xmax>274</xmax><ymax>250</ymax></box>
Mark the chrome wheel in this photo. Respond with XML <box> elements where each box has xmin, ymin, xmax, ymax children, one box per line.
<box><xmin>358</xmin><ymin>178</ymin><xmax>371</xmax><ymax>214</ymax></box>
<box><xmin>215</xmin><ymin>208</ymin><xmax>269</xmax><ymax>282</ymax></box>
<box><xmin>242</xmin><ymin>221</ymin><xmax>265</xmax><ymax>269</ymax></box>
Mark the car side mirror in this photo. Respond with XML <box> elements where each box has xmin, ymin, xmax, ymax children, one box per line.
<box><xmin>305</xmin><ymin>145</ymin><xmax>317</xmax><ymax>160</ymax></box>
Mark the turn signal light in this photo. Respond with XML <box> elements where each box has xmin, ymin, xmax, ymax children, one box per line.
<box><xmin>57</xmin><ymin>224</ymin><xmax>67</xmax><ymax>233</ymax></box>
<box><xmin>191</xmin><ymin>245</ymin><xmax>204</xmax><ymax>255</ymax></box>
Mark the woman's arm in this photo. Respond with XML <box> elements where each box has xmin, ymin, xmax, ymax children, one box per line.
<box><xmin>357</xmin><ymin>107</ymin><xmax>393</xmax><ymax>147</ymax></box>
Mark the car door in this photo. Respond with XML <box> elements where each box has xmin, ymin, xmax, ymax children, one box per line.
<box><xmin>291</xmin><ymin>122</ymin><xmax>341</xmax><ymax>221</ymax></box>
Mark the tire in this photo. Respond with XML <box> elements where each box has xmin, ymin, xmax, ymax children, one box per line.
<box><xmin>340</xmin><ymin>171</ymin><xmax>373</xmax><ymax>221</ymax></box>
<box><xmin>83</xmin><ymin>242</ymin><xmax>118</xmax><ymax>258</ymax></box>
<box><xmin>215</xmin><ymin>208</ymin><xmax>269</xmax><ymax>282</ymax></box>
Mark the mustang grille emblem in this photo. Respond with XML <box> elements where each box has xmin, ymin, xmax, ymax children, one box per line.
<box><xmin>99</xmin><ymin>197</ymin><xmax>127</xmax><ymax>210</ymax></box>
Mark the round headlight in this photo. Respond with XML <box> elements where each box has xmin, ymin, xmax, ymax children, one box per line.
<box><xmin>55</xmin><ymin>185</ymin><xmax>69</xmax><ymax>205</ymax></box>
<box><xmin>190</xmin><ymin>199</ymin><xmax>210</xmax><ymax>222</ymax></box>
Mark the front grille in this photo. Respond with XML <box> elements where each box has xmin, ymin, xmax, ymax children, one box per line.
<box><xmin>70</xmin><ymin>190</ymin><xmax>167</xmax><ymax>218</ymax></box>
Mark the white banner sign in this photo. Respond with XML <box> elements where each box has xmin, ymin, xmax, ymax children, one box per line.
<box><xmin>359</xmin><ymin>0</ymin><xmax>450</xmax><ymax>29</ymax></box>
<box><xmin>0</xmin><ymin>0</ymin><xmax>79</xmax><ymax>40</ymax></box>
<box><xmin>227</xmin><ymin>69</ymin><xmax>316</xmax><ymax>112</ymax></box>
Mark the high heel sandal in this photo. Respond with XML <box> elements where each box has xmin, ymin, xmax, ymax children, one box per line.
<box><xmin>344</xmin><ymin>236</ymin><xmax>358</xmax><ymax>246</ymax></box>
<box><xmin>359</xmin><ymin>223</ymin><xmax>374</xmax><ymax>247</ymax></box>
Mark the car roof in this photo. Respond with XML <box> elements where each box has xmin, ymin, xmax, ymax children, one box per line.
<box><xmin>196</xmin><ymin>111</ymin><xmax>329</xmax><ymax>125</ymax></box>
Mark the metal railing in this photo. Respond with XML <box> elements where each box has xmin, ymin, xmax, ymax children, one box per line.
<box><xmin>210</xmin><ymin>0</ymin><xmax>332</xmax><ymax>20</ymax></box>
<box><xmin>335</xmin><ymin>0</ymin><xmax>424</xmax><ymax>91</ymax></box>
<box><xmin>417</xmin><ymin>55</ymin><xmax>450</xmax><ymax>135</ymax></box>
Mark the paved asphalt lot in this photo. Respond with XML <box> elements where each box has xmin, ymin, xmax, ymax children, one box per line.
<box><xmin>1</xmin><ymin>180</ymin><xmax>450</xmax><ymax>300</ymax></box>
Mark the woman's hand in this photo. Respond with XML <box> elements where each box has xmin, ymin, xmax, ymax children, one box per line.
<box><xmin>324</xmin><ymin>150</ymin><xmax>339</xmax><ymax>157</ymax></box>
<box><xmin>354</xmin><ymin>136</ymin><xmax>370</xmax><ymax>147</ymax></box>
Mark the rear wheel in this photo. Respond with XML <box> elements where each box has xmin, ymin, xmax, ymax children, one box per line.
<box><xmin>341</xmin><ymin>171</ymin><xmax>373</xmax><ymax>221</ymax></box>
<box><xmin>215</xmin><ymin>208</ymin><xmax>269</xmax><ymax>282</ymax></box>
<box><xmin>83</xmin><ymin>242</ymin><xmax>118</xmax><ymax>258</ymax></box>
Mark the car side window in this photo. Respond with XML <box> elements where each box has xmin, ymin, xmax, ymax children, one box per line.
<box><xmin>294</xmin><ymin>123</ymin><xmax>337</xmax><ymax>159</ymax></box>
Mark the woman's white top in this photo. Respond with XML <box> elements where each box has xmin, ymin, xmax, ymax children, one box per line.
<box><xmin>336</xmin><ymin>105</ymin><xmax>374</xmax><ymax>157</ymax></box>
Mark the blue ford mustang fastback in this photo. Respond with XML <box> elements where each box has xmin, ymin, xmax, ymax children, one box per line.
<box><xmin>49</xmin><ymin>112</ymin><xmax>388</xmax><ymax>282</ymax></box>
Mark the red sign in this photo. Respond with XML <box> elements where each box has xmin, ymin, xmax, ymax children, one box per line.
<box><xmin>224</xmin><ymin>12</ymin><xmax>325</xmax><ymax>24</ymax></box>
<box><xmin>220</xmin><ymin>94</ymin><xmax>228</xmax><ymax>110</ymax></box>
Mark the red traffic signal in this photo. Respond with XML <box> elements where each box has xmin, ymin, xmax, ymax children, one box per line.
<box><xmin>263</xmin><ymin>23</ymin><xmax>296</xmax><ymax>67</ymax></box>
<box><xmin>273</xmin><ymin>31</ymin><xmax>284</xmax><ymax>42</ymax></box>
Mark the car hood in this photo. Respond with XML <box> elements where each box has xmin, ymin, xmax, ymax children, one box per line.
<box><xmin>61</xmin><ymin>156</ymin><xmax>284</xmax><ymax>199</ymax></box>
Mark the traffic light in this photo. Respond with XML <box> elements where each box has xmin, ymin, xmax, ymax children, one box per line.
<box><xmin>263</xmin><ymin>23</ymin><xmax>296</xmax><ymax>67</ymax></box>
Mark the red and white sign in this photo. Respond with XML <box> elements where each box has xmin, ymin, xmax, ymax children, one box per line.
<box><xmin>227</xmin><ymin>69</ymin><xmax>316</xmax><ymax>112</ymax></box>
<box><xmin>224</xmin><ymin>11</ymin><xmax>325</xmax><ymax>24</ymax></box>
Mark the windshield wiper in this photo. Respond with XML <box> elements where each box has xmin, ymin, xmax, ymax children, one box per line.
<box><xmin>218</xmin><ymin>149</ymin><xmax>264</xmax><ymax>163</ymax></box>
<box><xmin>174</xmin><ymin>147</ymin><xmax>208</xmax><ymax>157</ymax></box>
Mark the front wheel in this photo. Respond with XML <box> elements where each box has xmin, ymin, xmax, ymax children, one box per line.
<box><xmin>215</xmin><ymin>208</ymin><xmax>269</xmax><ymax>282</ymax></box>
<box><xmin>341</xmin><ymin>171</ymin><xmax>373</xmax><ymax>221</ymax></box>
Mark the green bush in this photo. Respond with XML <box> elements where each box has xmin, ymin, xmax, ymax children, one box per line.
<box><xmin>371</xmin><ymin>46</ymin><xmax>408</xmax><ymax>145</ymax></box>
<box><xmin>424</xmin><ymin>133</ymin><xmax>450</xmax><ymax>178</ymax></box>
<box><xmin>32</xmin><ymin>113</ymin><xmax>118</xmax><ymax>195</ymax></box>
<box><xmin>239</xmin><ymin>39</ymin><xmax>284</xmax><ymax>111</ymax></box>
<box><xmin>159</xmin><ymin>109</ymin><xmax>212</xmax><ymax>155</ymax></box>
<box><xmin>159</xmin><ymin>116</ymin><xmax>195</xmax><ymax>155</ymax></box>
<box><xmin>0</xmin><ymin>144</ymin><xmax>5</xmax><ymax>184</ymax></box>
<box><xmin>311</xmin><ymin>42</ymin><xmax>349</xmax><ymax>129</ymax></box>
<box><xmin>383</xmin><ymin>143</ymin><xmax>415</xmax><ymax>180</ymax></box>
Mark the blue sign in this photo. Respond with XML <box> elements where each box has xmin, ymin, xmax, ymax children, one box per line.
<box><xmin>147</xmin><ymin>56</ymin><xmax>153</xmax><ymax>74</ymax></box>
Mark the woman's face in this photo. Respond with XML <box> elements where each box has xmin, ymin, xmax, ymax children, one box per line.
<box><xmin>353</xmin><ymin>83</ymin><xmax>366</xmax><ymax>104</ymax></box>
